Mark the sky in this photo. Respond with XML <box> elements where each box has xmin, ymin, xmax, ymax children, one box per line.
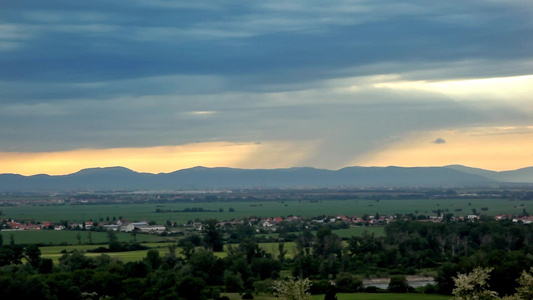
<box><xmin>1</xmin><ymin>0</ymin><xmax>532</xmax><ymax>175</ymax></box>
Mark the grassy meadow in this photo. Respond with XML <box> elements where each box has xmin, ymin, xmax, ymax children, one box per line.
<box><xmin>4</xmin><ymin>229</ymin><xmax>171</xmax><ymax>245</ymax></box>
<box><xmin>37</xmin><ymin>241</ymin><xmax>302</xmax><ymax>263</ymax></box>
<box><xmin>1</xmin><ymin>197</ymin><xmax>527</xmax><ymax>264</ymax></box>
<box><xmin>1</xmin><ymin>198</ymin><xmax>527</xmax><ymax>224</ymax></box>
<box><xmin>4</xmin><ymin>227</ymin><xmax>383</xmax><ymax>263</ymax></box>
<box><xmin>4</xmin><ymin>226</ymin><xmax>384</xmax><ymax>246</ymax></box>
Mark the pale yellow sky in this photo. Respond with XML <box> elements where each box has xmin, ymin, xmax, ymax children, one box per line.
<box><xmin>353</xmin><ymin>127</ymin><xmax>533</xmax><ymax>171</ymax></box>
<box><xmin>0</xmin><ymin>141</ymin><xmax>315</xmax><ymax>176</ymax></box>
<box><xmin>1</xmin><ymin>127</ymin><xmax>532</xmax><ymax>175</ymax></box>
<box><xmin>2</xmin><ymin>75</ymin><xmax>532</xmax><ymax>176</ymax></box>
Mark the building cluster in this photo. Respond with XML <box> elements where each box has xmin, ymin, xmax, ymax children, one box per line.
<box><xmin>0</xmin><ymin>218</ymin><xmax>166</xmax><ymax>234</ymax></box>
<box><xmin>102</xmin><ymin>219</ymin><xmax>166</xmax><ymax>233</ymax></box>
<box><xmin>2</xmin><ymin>213</ymin><xmax>529</xmax><ymax>234</ymax></box>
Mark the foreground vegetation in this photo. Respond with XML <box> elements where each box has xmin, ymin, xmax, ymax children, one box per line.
<box><xmin>2</xmin><ymin>190</ymin><xmax>533</xmax><ymax>299</ymax></box>
<box><xmin>2</xmin><ymin>216</ymin><xmax>533</xmax><ymax>299</ymax></box>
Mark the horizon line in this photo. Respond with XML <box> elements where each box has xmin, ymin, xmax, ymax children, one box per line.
<box><xmin>2</xmin><ymin>164</ymin><xmax>532</xmax><ymax>177</ymax></box>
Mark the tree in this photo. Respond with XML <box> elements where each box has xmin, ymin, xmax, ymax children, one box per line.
<box><xmin>203</xmin><ymin>219</ymin><xmax>223</xmax><ymax>252</ymax></box>
<box><xmin>24</xmin><ymin>244</ymin><xmax>42</xmax><ymax>268</ymax></box>
<box><xmin>296</xmin><ymin>230</ymin><xmax>314</xmax><ymax>255</ymax></box>
<box><xmin>452</xmin><ymin>267</ymin><xmax>499</xmax><ymax>300</ymax></box>
<box><xmin>514</xmin><ymin>267</ymin><xmax>533</xmax><ymax>299</ymax></box>
<box><xmin>278</xmin><ymin>241</ymin><xmax>288</xmax><ymax>264</ymax></box>
<box><xmin>335</xmin><ymin>272</ymin><xmax>362</xmax><ymax>293</ymax></box>
<box><xmin>239</xmin><ymin>238</ymin><xmax>264</xmax><ymax>263</ymax></box>
<box><xmin>232</xmin><ymin>223</ymin><xmax>255</xmax><ymax>241</ymax></box>
<box><xmin>223</xmin><ymin>270</ymin><xmax>244</xmax><ymax>292</ymax></box>
<box><xmin>181</xmin><ymin>241</ymin><xmax>196</xmax><ymax>260</ymax></box>
<box><xmin>388</xmin><ymin>275</ymin><xmax>409</xmax><ymax>293</ymax></box>
<box><xmin>37</xmin><ymin>257</ymin><xmax>53</xmax><ymax>274</ymax></box>
<box><xmin>0</xmin><ymin>244</ymin><xmax>24</xmax><ymax>266</ymax></box>
<box><xmin>167</xmin><ymin>243</ymin><xmax>177</xmax><ymax>257</ymax></box>
<box><xmin>177</xmin><ymin>275</ymin><xmax>207</xmax><ymax>300</ymax></box>
<box><xmin>144</xmin><ymin>249</ymin><xmax>162</xmax><ymax>270</ymax></box>
<box><xmin>272</xmin><ymin>277</ymin><xmax>312</xmax><ymax>300</ymax></box>
<box><xmin>324</xmin><ymin>282</ymin><xmax>338</xmax><ymax>300</ymax></box>
<box><xmin>58</xmin><ymin>250</ymin><xmax>94</xmax><ymax>271</ymax></box>
<box><xmin>107</xmin><ymin>230</ymin><xmax>121</xmax><ymax>251</ymax></box>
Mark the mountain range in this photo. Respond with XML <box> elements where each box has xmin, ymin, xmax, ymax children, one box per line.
<box><xmin>1</xmin><ymin>165</ymin><xmax>533</xmax><ymax>192</ymax></box>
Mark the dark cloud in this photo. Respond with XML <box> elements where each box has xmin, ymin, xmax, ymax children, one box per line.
<box><xmin>432</xmin><ymin>138</ymin><xmax>447</xmax><ymax>144</ymax></box>
<box><xmin>0</xmin><ymin>0</ymin><xmax>532</xmax><ymax>168</ymax></box>
<box><xmin>1</xmin><ymin>1</ymin><xmax>532</xmax><ymax>88</ymax></box>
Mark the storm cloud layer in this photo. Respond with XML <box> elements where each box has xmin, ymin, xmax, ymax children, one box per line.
<box><xmin>1</xmin><ymin>0</ymin><xmax>532</xmax><ymax>171</ymax></box>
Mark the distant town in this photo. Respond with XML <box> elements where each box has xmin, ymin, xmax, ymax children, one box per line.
<box><xmin>3</xmin><ymin>211</ymin><xmax>532</xmax><ymax>234</ymax></box>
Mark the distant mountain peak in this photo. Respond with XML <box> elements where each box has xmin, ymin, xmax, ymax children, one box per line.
<box><xmin>70</xmin><ymin>166</ymin><xmax>136</xmax><ymax>175</ymax></box>
<box><xmin>0</xmin><ymin>165</ymin><xmax>532</xmax><ymax>192</ymax></box>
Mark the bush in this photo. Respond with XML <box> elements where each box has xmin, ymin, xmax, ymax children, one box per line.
<box><xmin>241</xmin><ymin>291</ymin><xmax>254</xmax><ymax>299</ymax></box>
<box><xmin>364</xmin><ymin>286</ymin><xmax>389</xmax><ymax>293</ymax></box>
<box><xmin>388</xmin><ymin>275</ymin><xmax>409</xmax><ymax>293</ymax></box>
<box><xmin>223</xmin><ymin>271</ymin><xmax>244</xmax><ymax>293</ymax></box>
<box><xmin>335</xmin><ymin>272</ymin><xmax>362</xmax><ymax>293</ymax></box>
<box><xmin>211</xmin><ymin>288</ymin><xmax>221</xmax><ymax>300</ymax></box>
<box><xmin>253</xmin><ymin>279</ymin><xmax>274</xmax><ymax>294</ymax></box>
<box><xmin>310</xmin><ymin>279</ymin><xmax>330</xmax><ymax>294</ymax></box>
<box><xmin>423</xmin><ymin>283</ymin><xmax>438</xmax><ymax>294</ymax></box>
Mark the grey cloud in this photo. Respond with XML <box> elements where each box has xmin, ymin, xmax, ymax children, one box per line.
<box><xmin>0</xmin><ymin>87</ymin><xmax>528</xmax><ymax>156</ymax></box>
<box><xmin>0</xmin><ymin>0</ymin><xmax>532</xmax><ymax>168</ymax></box>
<box><xmin>1</xmin><ymin>1</ymin><xmax>532</xmax><ymax>88</ymax></box>
<box><xmin>432</xmin><ymin>138</ymin><xmax>446</xmax><ymax>144</ymax></box>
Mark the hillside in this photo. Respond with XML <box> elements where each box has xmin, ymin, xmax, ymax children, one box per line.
<box><xmin>0</xmin><ymin>165</ymin><xmax>517</xmax><ymax>192</ymax></box>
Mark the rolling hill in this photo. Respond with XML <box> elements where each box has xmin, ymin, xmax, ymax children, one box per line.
<box><xmin>2</xmin><ymin>164</ymin><xmax>530</xmax><ymax>192</ymax></box>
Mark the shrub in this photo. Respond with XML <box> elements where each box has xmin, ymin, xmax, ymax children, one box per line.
<box><xmin>241</xmin><ymin>290</ymin><xmax>254</xmax><ymax>299</ymax></box>
<box><xmin>388</xmin><ymin>275</ymin><xmax>409</xmax><ymax>293</ymax></box>
<box><xmin>309</xmin><ymin>279</ymin><xmax>330</xmax><ymax>294</ymax></box>
<box><xmin>335</xmin><ymin>272</ymin><xmax>362</xmax><ymax>293</ymax></box>
<box><xmin>423</xmin><ymin>283</ymin><xmax>438</xmax><ymax>294</ymax></box>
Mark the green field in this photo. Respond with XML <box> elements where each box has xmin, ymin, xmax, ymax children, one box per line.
<box><xmin>2</xmin><ymin>226</ymin><xmax>384</xmax><ymax>247</ymax></box>
<box><xmin>2</xmin><ymin>197</ymin><xmax>527</xmax><ymax>264</ymax></box>
<box><xmin>39</xmin><ymin>242</ymin><xmax>188</xmax><ymax>263</ymax></box>
<box><xmin>38</xmin><ymin>241</ymin><xmax>301</xmax><ymax>262</ymax></box>
<box><xmin>6</xmin><ymin>228</ymin><xmax>383</xmax><ymax>263</ymax></box>
<box><xmin>1</xmin><ymin>198</ymin><xmax>526</xmax><ymax>224</ymax></box>
<box><xmin>219</xmin><ymin>293</ymin><xmax>450</xmax><ymax>300</ymax></box>
<box><xmin>42</xmin><ymin>248</ymin><xmax>155</xmax><ymax>263</ymax></box>
<box><xmin>332</xmin><ymin>226</ymin><xmax>385</xmax><ymax>238</ymax></box>
<box><xmin>3</xmin><ymin>229</ymin><xmax>171</xmax><ymax>245</ymax></box>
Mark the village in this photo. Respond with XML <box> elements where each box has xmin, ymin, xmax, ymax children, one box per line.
<box><xmin>1</xmin><ymin>212</ymin><xmax>531</xmax><ymax>235</ymax></box>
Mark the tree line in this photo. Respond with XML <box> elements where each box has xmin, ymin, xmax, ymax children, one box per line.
<box><xmin>2</xmin><ymin>217</ymin><xmax>533</xmax><ymax>299</ymax></box>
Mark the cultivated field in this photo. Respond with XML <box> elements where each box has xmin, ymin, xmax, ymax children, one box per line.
<box><xmin>37</xmin><ymin>241</ymin><xmax>304</xmax><ymax>263</ymax></box>
<box><xmin>4</xmin><ymin>226</ymin><xmax>385</xmax><ymax>246</ymax></box>
<box><xmin>2</xmin><ymin>197</ymin><xmax>528</xmax><ymax>264</ymax></box>
<box><xmin>1</xmin><ymin>198</ymin><xmax>527</xmax><ymax>224</ymax></box>
<box><xmin>4</xmin><ymin>229</ymin><xmax>170</xmax><ymax>245</ymax></box>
